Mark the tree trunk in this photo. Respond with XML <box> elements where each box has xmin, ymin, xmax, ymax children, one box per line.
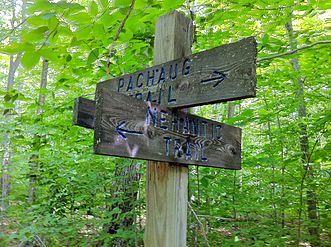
<box><xmin>105</xmin><ymin>162</ymin><xmax>141</xmax><ymax>246</ymax></box>
<box><xmin>227</xmin><ymin>102</ymin><xmax>238</xmax><ymax>219</ymax></box>
<box><xmin>1</xmin><ymin>23</ymin><xmax>22</xmax><ymax>214</ymax></box>
<box><xmin>274</xmin><ymin>100</ymin><xmax>286</xmax><ymax>229</ymax></box>
<box><xmin>285</xmin><ymin>15</ymin><xmax>320</xmax><ymax>246</ymax></box>
<box><xmin>28</xmin><ymin>59</ymin><xmax>49</xmax><ymax>204</ymax></box>
<box><xmin>2</xmin><ymin>54</ymin><xmax>21</xmax><ymax>212</ymax></box>
<box><xmin>227</xmin><ymin>102</ymin><xmax>235</xmax><ymax>119</ymax></box>
<box><xmin>1</xmin><ymin>0</ymin><xmax>26</xmax><ymax>213</ymax></box>
<box><xmin>262</xmin><ymin>96</ymin><xmax>278</xmax><ymax>223</ymax></box>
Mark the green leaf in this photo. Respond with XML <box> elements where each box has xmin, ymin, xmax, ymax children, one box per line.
<box><xmin>28</xmin><ymin>0</ymin><xmax>54</xmax><ymax>14</ymax></box>
<box><xmin>42</xmin><ymin>12</ymin><xmax>56</xmax><ymax>20</ymax></box>
<box><xmin>3</xmin><ymin>102</ymin><xmax>15</xmax><ymax>109</ymax></box>
<box><xmin>57</xmin><ymin>26</ymin><xmax>73</xmax><ymax>37</ymax></box>
<box><xmin>25</xmin><ymin>232</ymin><xmax>31</xmax><ymax>238</ymax></box>
<box><xmin>113</xmin><ymin>0</ymin><xmax>132</xmax><ymax>8</ymax></box>
<box><xmin>89</xmin><ymin>1</ymin><xmax>98</xmax><ymax>16</ymax></box>
<box><xmin>66</xmin><ymin>12</ymin><xmax>92</xmax><ymax>24</ymax></box>
<box><xmin>93</xmin><ymin>23</ymin><xmax>105</xmax><ymax>38</ymax></box>
<box><xmin>119</xmin><ymin>29</ymin><xmax>133</xmax><ymax>42</ymax></box>
<box><xmin>0</xmin><ymin>43</ymin><xmax>34</xmax><ymax>54</ymax></box>
<box><xmin>100</xmin><ymin>11</ymin><xmax>124</xmax><ymax>29</ymax></box>
<box><xmin>164</xmin><ymin>0</ymin><xmax>185</xmax><ymax>9</ymax></box>
<box><xmin>21</xmin><ymin>51</ymin><xmax>40</xmax><ymax>69</ymax></box>
<box><xmin>87</xmin><ymin>48</ymin><xmax>99</xmax><ymax>64</ymax></box>
<box><xmin>21</xmin><ymin>26</ymin><xmax>49</xmax><ymax>42</ymax></box>
<box><xmin>99</xmin><ymin>0</ymin><xmax>108</xmax><ymax>9</ymax></box>
<box><xmin>74</xmin><ymin>26</ymin><xmax>92</xmax><ymax>40</ymax></box>
<box><xmin>57</xmin><ymin>2</ymin><xmax>85</xmax><ymax>12</ymax></box>
<box><xmin>26</xmin><ymin>15</ymin><xmax>49</xmax><ymax>26</ymax></box>
<box><xmin>201</xmin><ymin>177</ymin><xmax>209</xmax><ymax>187</ymax></box>
<box><xmin>48</xmin><ymin>16</ymin><xmax>59</xmax><ymax>30</ymax></box>
<box><xmin>39</xmin><ymin>47</ymin><xmax>58</xmax><ymax>61</ymax></box>
<box><xmin>66</xmin><ymin>54</ymin><xmax>72</xmax><ymax>62</ymax></box>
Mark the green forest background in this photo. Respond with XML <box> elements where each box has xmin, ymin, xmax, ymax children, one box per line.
<box><xmin>0</xmin><ymin>0</ymin><xmax>330</xmax><ymax>246</ymax></box>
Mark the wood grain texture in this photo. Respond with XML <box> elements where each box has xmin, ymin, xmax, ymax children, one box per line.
<box><xmin>73</xmin><ymin>97</ymin><xmax>95</xmax><ymax>129</ymax></box>
<box><xmin>94</xmin><ymin>89</ymin><xmax>241</xmax><ymax>169</ymax></box>
<box><xmin>145</xmin><ymin>11</ymin><xmax>190</xmax><ymax>247</ymax></box>
<box><xmin>145</xmin><ymin>161</ymin><xmax>188</xmax><ymax>247</ymax></box>
<box><xmin>98</xmin><ymin>37</ymin><xmax>256</xmax><ymax>109</ymax></box>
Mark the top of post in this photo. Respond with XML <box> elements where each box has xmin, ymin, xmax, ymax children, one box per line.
<box><xmin>153</xmin><ymin>10</ymin><xmax>193</xmax><ymax>65</ymax></box>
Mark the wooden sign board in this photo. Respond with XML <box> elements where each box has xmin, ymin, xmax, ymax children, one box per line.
<box><xmin>94</xmin><ymin>88</ymin><xmax>241</xmax><ymax>169</ymax></box>
<box><xmin>73</xmin><ymin>97</ymin><xmax>95</xmax><ymax>129</ymax></box>
<box><xmin>97</xmin><ymin>37</ymin><xmax>257</xmax><ymax>108</ymax></box>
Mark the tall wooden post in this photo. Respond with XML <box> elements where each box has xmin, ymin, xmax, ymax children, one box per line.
<box><xmin>144</xmin><ymin>11</ymin><xmax>193</xmax><ymax>247</ymax></box>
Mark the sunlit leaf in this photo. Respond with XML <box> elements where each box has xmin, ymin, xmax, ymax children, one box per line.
<box><xmin>87</xmin><ymin>48</ymin><xmax>99</xmax><ymax>64</ymax></box>
<box><xmin>21</xmin><ymin>51</ymin><xmax>40</xmax><ymax>69</ymax></box>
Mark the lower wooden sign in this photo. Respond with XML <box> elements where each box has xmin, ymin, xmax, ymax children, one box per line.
<box><xmin>73</xmin><ymin>97</ymin><xmax>95</xmax><ymax>129</ymax></box>
<box><xmin>94</xmin><ymin>88</ymin><xmax>241</xmax><ymax>169</ymax></box>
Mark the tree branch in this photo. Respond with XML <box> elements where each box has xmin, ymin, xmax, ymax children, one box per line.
<box><xmin>257</xmin><ymin>40</ymin><xmax>331</xmax><ymax>62</ymax></box>
<box><xmin>255</xmin><ymin>5</ymin><xmax>295</xmax><ymax>11</ymax></box>
<box><xmin>188</xmin><ymin>202</ymin><xmax>211</xmax><ymax>247</ymax></box>
<box><xmin>1</xmin><ymin>19</ymin><xmax>27</xmax><ymax>42</ymax></box>
<box><xmin>106</xmin><ymin>0</ymin><xmax>136</xmax><ymax>75</ymax></box>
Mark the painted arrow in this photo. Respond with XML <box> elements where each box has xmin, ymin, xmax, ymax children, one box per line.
<box><xmin>116</xmin><ymin>121</ymin><xmax>143</xmax><ymax>139</ymax></box>
<box><xmin>200</xmin><ymin>71</ymin><xmax>227</xmax><ymax>87</ymax></box>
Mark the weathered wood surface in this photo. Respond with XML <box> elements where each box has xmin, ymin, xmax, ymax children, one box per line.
<box><xmin>145</xmin><ymin>11</ymin><xmax>190</xmax><ymax>247</ymax></box>
<box><xmin>73</xmin><ymin>97</ymin><xmax>95</xmax><ymax>129</ymax></box>
<box><xmin>145</xmin><ymin>161</ymin><xmax>188</xmax><ymax>247</ymax></box>
<box><xmin>94</xmin><ymin>89</ymin><xmax>241</xmax><ymax>169</ymax></box>
<box><xmin>97</xmin><ymin>36</ymin><xmax>257</xmax><ymax>108</ymax></box>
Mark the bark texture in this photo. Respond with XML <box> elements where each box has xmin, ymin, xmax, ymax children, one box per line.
<box><xmin>285</xmin><ymin>15</ymin><xmax>320</xmax><ymax>246</ymax></box>
<box><xmin>28</xmin><ymin>59</ymin><xmax>49</xmax><ymax>204</ymax></box>
<box><xmin>106</xmin><ymin>162</ymin><xmax>141</xmax><ymax>247</ymax></box>
<box><xmin>1</xmin><ymin>0</ymin><xmax>23</xmax><ymax>212</ymax></box>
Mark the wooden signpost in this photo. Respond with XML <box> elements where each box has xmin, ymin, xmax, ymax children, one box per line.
<box><xmin>73</xmin><ymin>97</ymin><xmax>95</xmax><ymax>129</ymax></box>
<box><xmin>95</xmin><ymin>36</ymin><xmax>256</xmax><ymax>108</ymax></box>
<box><xmin>94</xmin><ymin>89</ymin><xmax>241</xmax><ymax>169</ymax></box>
<box><xmin>73</xmin><ymin>10</ymin><xmax>257</xmax><ymax>247</ymax></box>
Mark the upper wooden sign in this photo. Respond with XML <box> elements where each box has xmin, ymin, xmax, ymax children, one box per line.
<box><xmin>97</xmin><ymin>37</ymin><xmax>257</xmax><ymax>108</ymax></box>
<box><xmin>94</xmin><ymin>88</ymin><xmax>241</xmax><ymax>169</ymax></box>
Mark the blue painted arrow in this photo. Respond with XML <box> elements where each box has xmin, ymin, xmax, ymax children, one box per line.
<box><xmin>116</xmin><ymin>121</ymin><xmax>143</xmax><ymax>139</ymax></box>
<box><xmin>200</xmin><ymin>71</ymin><xmax>226</xmax><ymax>87</ymax></box>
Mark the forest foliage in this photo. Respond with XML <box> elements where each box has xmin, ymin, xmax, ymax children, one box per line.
<box><xmin>0</xmin><ymin>0</ymin><xmax>330</xmax><ymax>246</ymax></box>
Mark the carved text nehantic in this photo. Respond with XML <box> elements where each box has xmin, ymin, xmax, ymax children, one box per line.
<box><xmin>94</xmin><ymin>89</ymin><xmax>241</xmax><ymax>169</ymax></box>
